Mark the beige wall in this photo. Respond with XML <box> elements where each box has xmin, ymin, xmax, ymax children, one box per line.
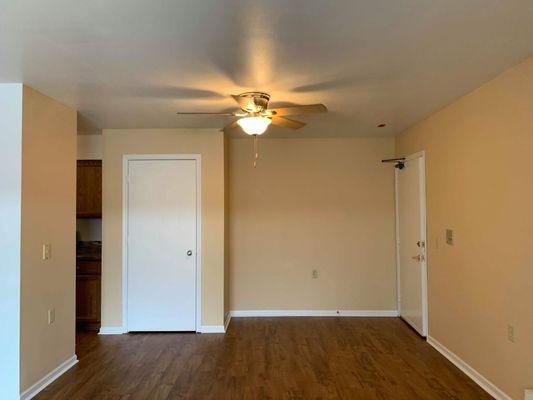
<box><xmin>77</xmin><ymin>134</ymin><xmax>103</xmax><ymax>160</ymax></box>
<box><xmin>20</xmin><ymin>86</ymin><xmax>77</xmax><ymax>391</ymax></box>
<box><xmin>229</xmin><ymin>137</ymin><xmax>397</xmax><ymax>311</ymax></box>
<box><xmin>101</xmin><ymin>129</ymin><xmax>225</xmax><ymax>327</ymax></box>
<box><xmin>396</xmin><ymin>56</ymin><xmax>533</xmax><ymax>399</ymax></box>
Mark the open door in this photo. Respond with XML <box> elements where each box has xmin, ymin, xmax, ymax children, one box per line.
<box><xmin>396</xmin><ymin>151</ymin><xmax>428</xmax><ymax>337</ymax></box>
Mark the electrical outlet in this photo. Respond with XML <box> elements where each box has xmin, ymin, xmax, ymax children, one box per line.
<box><xmin>507</xmin><ymin>324</ymin><xmax>515</xmax><ymax>343</ymax></box>
<box><xmin>48</xmin><ymin>308</ymin><xmax>55</xmax><ymax>325</ymax></box>
<box><xmin>312</xmin><ymin>269</ymin><xmax>319</xmax><ymax>279</ymax></box>
<box><xmin>42</xmin><ymin>244</ymin><xmax>52</xmax><ymax>260</ymax></box>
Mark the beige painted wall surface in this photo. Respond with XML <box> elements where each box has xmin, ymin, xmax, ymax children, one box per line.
<box><xmin>102</xmin><ymin>129</ymin><xmax>225</xmax><ymax>327</ymax></box>
<box><xmin>20</xmin><ymin>86</ymin><xmax>77</xmax><ymax>391</ymax></box>
<box><xmin>229</xmin><ymin>138</ymin><xmax>396</xmax><ymax>311</ymax></box>
<box><xmin>396</xmin><ymin>57</ymin><xmax>533</xmax><ymax>399</ymax></box>
<box><xmin>77</xmin><ymin>134</ymin><xmax>103</xmax><ymax>160</ymax></box>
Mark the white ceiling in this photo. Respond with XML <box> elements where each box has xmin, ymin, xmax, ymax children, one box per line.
<box><xmin>1</xmin><ymin>0</ymin><xmax>533</xmax><ymax>137</ymax></box>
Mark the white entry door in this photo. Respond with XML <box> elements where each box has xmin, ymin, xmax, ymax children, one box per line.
<box><xmin>126</xmin><ymin>158</ymin><xmax>197</xmax><ymax>332</ymax></box>
<box><xmin>396</xmin><ymin>152</ymin><xmax>428</xmax><ymax>336</ymax></box>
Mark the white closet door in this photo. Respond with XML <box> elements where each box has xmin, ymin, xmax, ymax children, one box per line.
<box><xmin>127</xmin><ymin>159</ymin><xmax>197</xmax><ymax>331</ymax></box>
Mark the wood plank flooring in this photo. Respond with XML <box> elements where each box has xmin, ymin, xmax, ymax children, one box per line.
<box><xmin>36</xmin><ymin>318</ymin><xmax>491</xmax><ymax>399</ymax></box>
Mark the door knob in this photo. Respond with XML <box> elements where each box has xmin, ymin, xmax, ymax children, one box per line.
<box><xmin>411</xmin><ymin>254</ymin><xmax>424</xmax><ymax>262</ymax></box>
<box><xmin>187</xmin><ymin>250</ymin><xmax>193</xmax><ymax>256</ymax></box>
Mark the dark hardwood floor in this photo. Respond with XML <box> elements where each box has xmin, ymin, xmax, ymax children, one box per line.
<box><xmin>36</xmin><ymin>318</ymin><xmax>491</xmax><ymax>399</ymax></box>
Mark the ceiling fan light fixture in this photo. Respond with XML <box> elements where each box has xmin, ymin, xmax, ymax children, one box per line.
<box><xmin>237</xmin><ymin>116</ymin><xmax>272</xmax><ymax>135</ymax></box>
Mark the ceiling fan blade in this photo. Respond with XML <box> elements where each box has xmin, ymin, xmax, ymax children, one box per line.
<box><xmin>268</xmin><ymin>104</ymin><xmax>327</xmax><ymax>117</ymax></box>
<box><xmin>271</xmin><ymin>116</ymin><xmax>306</xmax><ymax>129</ymax></box>
<box><xmin>176</xmin><ymin>111</ymin><xmax>237</xmax><ymax>116</ymax></box>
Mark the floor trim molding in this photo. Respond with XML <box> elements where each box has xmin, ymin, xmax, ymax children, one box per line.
<box><xmin>99</xmin><ymin>326</ymin><xmax>125</xmax><ymax>335</ymax></box>
<box><xmin>100</xmin><ymin>325</ymin><xmax>229</xmax><ymax>334</ymax></box>
<box><xmin>98</xmin><ymin>311</ymin><xmax>398</xmax><ymax>333</ymax></box>
<box><xmin>427</xmin><ymin>336</ymin><xmax>511</xmax><ymax>400</ymax></box>
<box><xmin>198</xmin><ymin>325</ymin><xmax>225</xmax><ymax>333</ymax></box>
<box><xmin>20</xmin><ymin>355</ymin><xmax>78</xmax><ymax>400</ymax></box>
<box><xmin>230</xmin><ymin>310</ymin><xmax>399</xmax><ymax>317</ymax></box>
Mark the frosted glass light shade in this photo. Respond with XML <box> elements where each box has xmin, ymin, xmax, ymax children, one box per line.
<box><xmin>237</xmin><ymin>116</ymin><xmax>271</xmax><ymax>135</ymax></box>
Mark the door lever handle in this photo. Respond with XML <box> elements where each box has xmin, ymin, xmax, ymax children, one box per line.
<box><xmin>187</xmin><ymin>250</ymin><xmax>193</xmax><ymax>256</ymax></box>
<box><xmin>411</xmin><ymin>254</ymin><xmax>424</xmax><ymax>262</ymax></box>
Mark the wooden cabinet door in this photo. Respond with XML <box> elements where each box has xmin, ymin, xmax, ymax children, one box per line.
<box><xmin>76</xmin><ymin>261</ymin><xmax>101</xmax><ymax>331</ymax></box>
<box><xmin>77</xmin><ymin>160</ymin><xmax>102</xmax><ymax>218</ymax></box>
<box><xmin>76</xmin><ymin>275</ymin><xmax>101</xmax><ymax>330</ymax></box>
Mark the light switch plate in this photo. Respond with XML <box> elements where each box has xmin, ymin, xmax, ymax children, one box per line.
<box><xmin>507</xmin><ymin>325</ymin><xmax>515</xmax><ymax>343</ymax></box>
<box><xmin>446</xmin><ymin>229</ymin><xmax>454</xmax><ymax>245</ymax></box>
<box><xmin>42</xmin><ymin>244</ymin><xmax>51</xmax><ymax>260</ymax></box>
<box><xmin>524</xmin><ymin>389</ymin><xmax>533</xmax><ymax>400</ymax></box>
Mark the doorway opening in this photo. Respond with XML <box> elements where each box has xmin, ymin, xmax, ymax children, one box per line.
<box><xmin>76</xmin><ymin>159</ymin><xmax>102</xmax><ymax>332</ymax></box>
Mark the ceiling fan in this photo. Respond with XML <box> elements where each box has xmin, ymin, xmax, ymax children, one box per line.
<box><xmin>176</xmin><ymin>91</ymin><xmax>327</xmax><ymax>166</ymax></box>
<box><xmin>176</xmin><ymin>91</ymin><xmax>327</xmax><ymax>135</ymax></box>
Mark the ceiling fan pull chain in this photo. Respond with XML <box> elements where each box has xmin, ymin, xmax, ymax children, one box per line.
<box><xmin>253</xmin><ymin>134</ymin><xmax>259</xmax><ymax>168</ymax></box>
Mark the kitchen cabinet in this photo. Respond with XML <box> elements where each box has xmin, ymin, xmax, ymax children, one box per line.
<box><xmin>77</xmin><ymin>160</ymin><xmax>102</xmax><ymax>218</ymax></box>
<box><xmin>76</xmin><ymin>260</ymin><xmax>101</xmax><ymax>331</ymax></box>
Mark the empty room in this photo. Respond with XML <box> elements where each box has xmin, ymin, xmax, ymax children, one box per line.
<box><xmin>1</xmin><ymin>1</ymin><xmax>532</xmax><ymax>399</ymax></box>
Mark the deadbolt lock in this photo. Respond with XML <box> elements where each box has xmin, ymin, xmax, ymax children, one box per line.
<box><xmin>416</xmin><ymin>241</ymin><xmax>425</xmax><ymax>248</ymax></box>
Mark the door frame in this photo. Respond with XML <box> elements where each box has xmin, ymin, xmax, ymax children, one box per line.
<box><xmin>122</xmin><ymin>154</ymin><xmax>202</xmax><ymax>333</ymax></box>
<box><xmin>395</xmin><ymin>150</ymin><xmax>428</xmax><ymax>337</ymax></box>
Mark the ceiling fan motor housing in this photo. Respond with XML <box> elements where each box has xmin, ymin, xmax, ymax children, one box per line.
<box><xmin>238</xmin><ymin>92</ymin><xmax>270</xmax><ymax>113</ymax></box>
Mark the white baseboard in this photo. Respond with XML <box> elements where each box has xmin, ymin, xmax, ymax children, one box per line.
<box><xmin>98</xmin><ymin>310</ymin><xmax>396</xmax><ymax>334</ymax></box>
<box><xmin>427</xmin><ymin>336</ymin><xmax>511</xmax><ymax>400</ymax></box>
<box><xmin>197</xmin><ymin>313</ymin><xmax>231</xmax><ymax>334</ymax></box>
<box><xmin>99</xmin><ymin>326</ymin><xmax>125</xmax><ymax>335</ymax></box>
<box><xmin>198</xmin><ymin>325</ymin><xmax>225</xmax><ymax>333</ymax></box>
<box><xmin>20</xmin><ymin>355</ymin><xmax>78</xmax><ymax>400</ymax></box>
<box><xmin>100</xmin><ymin>325</ymin><xmax>229</xmax><ymax>334</ymax></box>
<box><xmin>230</xmin><ymin>309</ymin><xmax>399</xmax><ymax>317</ymax></box>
